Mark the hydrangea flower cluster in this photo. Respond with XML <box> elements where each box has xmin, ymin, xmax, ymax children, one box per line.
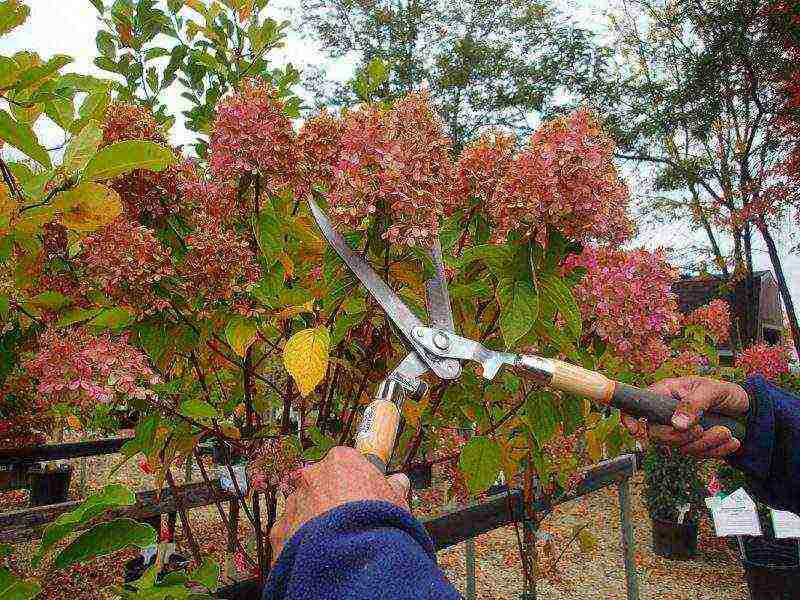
<box><xmin>25</xmin><ymin>328</ymin><xmax>160</xmax><ymax>407</ymax></box>
<box><xmin>76</xmin><ymin>217</ymin><xmax>173</xmax><ymax>313</ymax></box>
<box><xmin>682</xmin><ymin>299</ymin><xmax>732</xmax><ymax>343</ymax></box>
<box><xmin>564</xmin><ymin>245</ymin><xmax>680</xmax><ymax>369</ymax></box>
<box><xmin>295</xmin><ymin>110</ymin><xmax>345</xmax><ymax>199</ymax></box>
<box><xmin>447</xmin><ymin>130</ymin><xmax>516</xmax><ymax>216</ymax></box>
<box><xmin>246</xmin><ymin>437</ymin><xmax>302</xmax><ymax>493</ymax></box>
<box><xmin>489</xmin><ymin>109</ymin><xmax>633</xmax><ymax>244</ymax></box>
<box><xmin>736</xmin><ymin>342</ymin><xmax>791</xmax><ymax>379</ymax></box>
<box><xmin>178</xmin><ymin>215</ymin><xmax>261</xmax><ymax>308</ymax></box>
<box><xmin>177</xmin><ymin>161</ymin><xmax>243</xmax><ymax>224</ymax></box>
<box><xmin>101</xmin><ymin>102</ymin><xmax>181</xmax><ymax>219</ymax></box>
<box><xmin>326</xmin><ymin>92</ymin><xmax>453</xmax><ymax>247</ymax></box>
<box><xmin>210</xmin><ymin>77</ymin><xmax>298</xmax><ymax>192</ymax></box>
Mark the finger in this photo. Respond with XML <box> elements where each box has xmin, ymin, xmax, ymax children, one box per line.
<box><xmin>649</xmin><ymin>423</ymin><xmax>704</xmax><ymax>446</ymax></box>
<box><xmin>679</xmin><ymin>425</ymin><xmax>733</xmax><ymax>456</ymax></box>
<box><xmin>621</xmin><ymin>413</ymin><xmax>640</xmax><ymax>436</ymax></box>
<box><xmin>696</xmin><ymin>438</ymin><xmax>741</xmax><ymax>459</ymax></box>
<box><xmin>671</xmin><ymin>381</ymin><xmax>725</xmax><ymax>431</ymax></box>
<box><xmin>387</xmin><ymin>473</ymin><xmax>410</xmax><ymax>501</ymax></box>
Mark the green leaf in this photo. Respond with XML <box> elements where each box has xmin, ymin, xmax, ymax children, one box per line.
<box><xmin>35</xmin><ymin>485</ymin><xmax>135</xmax><ymax>565</ymax></box>
<box><xmin>51</xmin><ymin>182</ymin><xmax>122</xmax><ymax>232</ymax></box>
<box><xmin>458</xmin><ymin>436</ymin><xmax>502</xmax><ymax>495</ymax></box>
<box><xmin>64</xmin><ymin>121</ymin><xmax>102</xmax><ymax>175</ymax></box>
<box><xmin>0</xmin><ymin>569</ymin><xmax>40</xmax><ymax>600</ymax></box>
<box><xmin>53</xmin><ymin>519</ymin><xmax>155</xmax><ymax>569</ymax></box>
<box><xmin>497</xmin><ymin>279</ymin><xmax>538</xmax><ymax>348</ymax></box>
<box><xmin>0</xmin><ymin>1</ymin><xmax>29</xmax><ymax>35</ymax></box>
<box><xmin>189</xmin><ymin>559</ymin><xmax>219</xmax><ymax>592</ymax></box>
<box><xmin>96</xmin><ymin>31</ymin><xmax>116</xmax><ymax>60</ymax></box>
<box><xmin>82</xmin><ymin>140</ymin><xmax>176</xmax><ymax>182</ymax></box>
<box><xmin>56</xmin><ymin>307</ymin><xmax>102</xmax><ymax>328</ymax></box>
<box><xmin>88</xmin><ymin>307</ymin><xmax>134</xmax><ymax>331</ymax></box>
<box><xmin>523</xmin><ymin>392</ymin><xmax>560</xmax><ymax>446</ymax></box>
<box><xmin>29</xmin><ymin>291</ymin><xmax>71</xmax><ymax>311</ymax></box>
<box><xmin>88</xmin><ymin>0</ymin><xmax>104</xmax><ymax>13</ymax></box>
<box><xmin>0</xmin><ymin>55</ymin><xmax>19</xmax><ymax>88</ymax></box>
<box><xmin>0</xmin><ymin>109</ymin><xmax>51</xmax><ymax>167</ymax></box>
<box><xmin>0</xmin><ymin>295</ymin><xmax>8</xmax><ymax>320</ymax></box>
<box><xmin>179</xmin><ymin>399</ymin><xmax>218</xmax><ymax>423</ymax></box>
<box><xmin>43</xmin><ymin>97</ymin><xmax>75</xmax><ymax>130</ymax></box>
<box><xmin>253</xmin><ymin>207</ymin><xmax>283</xmax><ymax>264</ymax></box>
<box><xmin>540</xmin><ymin>274</ymin><xmax>581</xmax><ymax>342</ymax></box>
<box><xmin>224</xmin><ymin>316</ymin><xmax>257</xmax><ymax>357</ymax></box>
<box><xmin>15</xmin><ymin>55</ymin><xmax>72</xmax><ymax>90</ymax></box>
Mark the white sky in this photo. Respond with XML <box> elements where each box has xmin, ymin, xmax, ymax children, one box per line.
<box><xmin>4</xmin><ymin>0</ymin><xmax>800</xmax><ymax>308</ymax></box>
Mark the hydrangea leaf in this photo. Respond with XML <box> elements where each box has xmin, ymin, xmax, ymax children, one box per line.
<box><xmin>459</xmin><ymin>436</ymin><xmax>502</xmax><ymax>495</ymax></box>
<box><xmin>51</xmin><ymin>182</ymin><xmax>122</xmax><ymax>232</ymax></box>
<box><xmin>497</xmin><ymin>278</ymin><xmax>538</xmax><ymax>348</ymax></box>
<box><xmin>225</xmin><ymin>316</ymin><xmax>258</xmax><ymax>357</ymax></box>
<box><xmin>53</xmin><ymin>518</ymin><xmax>156</xmax><ymax>570</ymax></box>
<box><xmin>283</xmin><ymin>327</ymin><xmax>330</xmax><ymax>397</ymax></box>
<box><xmin>82</xmin><ymin>140</ymin><xmax>176</xmax><ymax>182</ymax></box>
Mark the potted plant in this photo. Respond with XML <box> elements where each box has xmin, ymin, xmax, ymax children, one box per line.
<box><xmin>643</xmin><ymin>444</ymin><xmax>704</xmax><ymax>559</ymax></box>
<box><xmin>715</xmin><ymin>464</ymin><xmax>800</xmax><ymax>600</ymax></box>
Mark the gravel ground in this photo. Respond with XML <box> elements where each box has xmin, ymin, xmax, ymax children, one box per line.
<box><xmin>2</xmin><ymin>454</ymin><xmax>749</xmax><ymax>600</ymax></box>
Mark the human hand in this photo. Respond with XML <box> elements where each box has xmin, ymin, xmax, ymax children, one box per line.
<box><xmin>621</xmin><ymin>376</ymin><xmax>749</xmax><ymax>458</ymax></box>
<box><xmin>269</xmin><ymin>446</ymin><xmax>410</xmax><ymax>564</ymax></box>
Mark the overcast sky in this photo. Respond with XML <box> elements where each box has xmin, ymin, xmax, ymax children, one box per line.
<box><xmin>4</xmin><ymin>0</ymin><xmax>800</xmax><ymax>308</ymax></box>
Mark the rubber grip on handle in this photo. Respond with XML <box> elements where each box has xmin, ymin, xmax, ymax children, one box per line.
<box><xmin>611</xmin><ymin>383</ymin><xmax>747</xmax><ymax>441</ymax></box>
<box><xmin>354</xmin><ymin>399</ymin><xmax>400</xmax><ymax>472</ymax></box>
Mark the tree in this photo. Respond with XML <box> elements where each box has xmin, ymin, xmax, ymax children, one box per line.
<box><xmin>298</xmin><ymin>0</ymin><xmax>596</xmax><ymax>149</ymax></box>
<box><xmin>574</xmin><ymin>0</ymin><xmax>800</xmax><ymax>356</ymax></box>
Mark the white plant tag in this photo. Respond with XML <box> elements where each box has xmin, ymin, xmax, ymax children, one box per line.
<box><xmin>709</xmin><ymin>488</ymin><xmax>762</xmax><ymax>537</ymax></box>
<box><xmin>677</xmin><ymin>503</ymin><xmax>691</xmax><ymax>525</ymax></box>
<box><xmin>219</xmin><ymin>464</ymin><xmax>248</xmax><ymax>495</ymax></box>
<box><xmin>771</xmin><ymin>510</ymin><xmax>800</xmax><ymax>539</ymax></box>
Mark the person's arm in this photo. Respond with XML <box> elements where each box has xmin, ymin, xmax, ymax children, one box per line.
<box><xmin>726</xmin><ymin>375</ymin><xmax>800</xmax><ymax>513</ymax></box>
<box><xmin>623</xmin><ymin>376</ymin><xmax>800</xmax><ymax>514</ymax></box>
<box><xmin>263</xmin><ymin>447</ymin><xmax>460</xmax><ymax>600</ymax></box>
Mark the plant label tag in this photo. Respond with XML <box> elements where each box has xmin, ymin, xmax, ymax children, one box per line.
<box><xmin>709</xmin><ymin>488</ymin><xmax>762</xmax><ymax>537</ymax></box>
<box><xmin>771</xmin><ymin>510</ymin><xmax>800</xmax><ymax>539</ymax></box>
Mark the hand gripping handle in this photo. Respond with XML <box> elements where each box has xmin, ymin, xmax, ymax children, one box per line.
<box><xmin>515</xmin><ymin>356</ymin><xmax>747</xmax><ymax>440</ymax></box>
<box><xmin>354</xmin><ymin>379</ymin><xmax>405</xmax><ymax>473</ymax></box>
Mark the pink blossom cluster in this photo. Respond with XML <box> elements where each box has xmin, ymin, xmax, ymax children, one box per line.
<box><xmin>295</xmin><ymin>110</ymin><xmax>345</xmax><ymax>199</ymax></box>
<box><xmin>736</xmin><ymin>342</ymin><xmax>791</xmax><ymax>380</ymax></box>
<box><xmin>101</xmin><ymin>102</ymin><xmax>181</xmax><ymax>219</ymax></box>
<box><xmin>682</xmin><ymin>299</ymin><xmax>732</xmax><ymax>343</ymax></box>
<box><xmin>669</xmin><ymin>350</ymin><xmax>705</xmax><ymax>375</ymax></box>
<box><xmin>488</xmin><ymin>109</ymin><xmax>633</xmax><ymax>244</ymax></box>
<box><xmin>178</xmin><ymin>215</ymin><xmax>261</xmax><ymax>307</ymax></box>
<box><xmin>76</xmin><ymin>218</ymin><xmax>173</xmax><ymax>313</ymax></box>
<box><xmin>209</xmin><ymin>77</ymin><xmax>298</xmax><ymax>192</ymax></box>
<box><xmin>326</xmin><ymin>92</ymin><xmax>453</xmax><ymax>247</ymax></box>
<box><xmin>564</xmin><ymin>245</ymin><xmax>680</xmax><ymax>369</ymax></box>
<box><xmin>177</xmin><ymin>161</ymin><xmax>243</xmax><ymax>224</ymax></box>
<box><xmin>25</xmin><ymin>328</ymin><xmax>160</xmax><ymax>407</ymax></box>
<box><xmin>447</xmin><ymin>130</ymin><xmax>516</xmax><ymax>216</ymax></box>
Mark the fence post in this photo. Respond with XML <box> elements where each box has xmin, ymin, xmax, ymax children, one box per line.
<box><xmin>617</xmin><ymin>477</ymin><xmax>640</xmax><ymax>600</ymax></box>
<box><xmin>465</xmin><ymin>538</ymin><xmax>476</xmax><ymax>600</ymax></box>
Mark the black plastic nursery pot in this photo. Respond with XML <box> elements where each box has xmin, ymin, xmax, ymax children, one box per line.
<box><xmin>651</xmin><ymin>517</ymin><xmax>698</xmax><ymax>560</ymax></box>
<box><xmin>123</xmin><ymin>552</ymin><xmax>191</xmax><ymax>584</ymax></box>
<box><xmin>28</xmin><ymin>464</ymin><xmax>72</xmax><ymax>507</ymax></box>
<box><xmin>740</xmin><ymin>536</ymin><xmax>800</xmax><ymax>600</ymax></box>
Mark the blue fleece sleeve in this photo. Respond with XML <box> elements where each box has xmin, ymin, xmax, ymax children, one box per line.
<box><xmin>727</xmin><ymin>375</ymin><xmax>800</xmax><ymax>513</ymax></box>
<box><xmin>262</xmin><ymin>500</ymin><xmax>460</xmax><ymax>600</ymax></box>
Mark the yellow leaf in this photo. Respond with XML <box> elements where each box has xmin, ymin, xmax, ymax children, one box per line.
<box><xmin>225</xmin><ymin>315</ymin><xmax>257</xmax><ymax>357</ymax></box>
<box><xmin>283</xmin><ymin>327</ymin><xmax>330</xmax><ymax>397</ymax></box>
<box><xmin>278</xmin><ymin>252</ymin><xmax>294</xmax><ymax>280</ymax></box>
<box><xmin>52</xmin><ymin>183</ymin><xmax>122</xmax><ymax>232</ymax></box>
<box><xmin>66</xmin><ymin>414</ymin><xmax>82</xmax><ymax>430</ymax></box>
<box><xmin>276</xmin><ymin>300</ymin><xmax>314</xmax><ymax>321</ymax></box>
<box><xmin>220</xmin><ymin>422</ymin><xmax>241</xmax><ymax>439</ymax></box>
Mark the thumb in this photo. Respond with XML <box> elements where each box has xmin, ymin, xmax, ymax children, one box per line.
<box><xmin>387</xmin><ymin>473</ymin><xmax>411</xmax><ymax>501</ymax></box>
<box><xmin>672</xmin><ymin>390</ymin><xmax>710</xmax><ymax>431</ymax></box>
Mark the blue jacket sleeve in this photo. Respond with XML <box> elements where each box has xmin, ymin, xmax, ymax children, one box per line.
<box><xmin>727</xmin><ymin>375</ymin><xmax>800</xmax><ymax>514</ymax></box>
<box><xmin>262</xmin><ymin>500</ymin><xmax>461</xmax><ymax>600</ymax></box>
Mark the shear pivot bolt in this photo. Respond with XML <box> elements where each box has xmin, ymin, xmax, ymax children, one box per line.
<box><xmin>433</xmin><ymin>331</ymin><xmax>450</xmax><ymax>350</ymax></box>
<box><xmin>415</xmin><ymin>329</ymin><xmax>424</xmax><ymax>338</ymax></box>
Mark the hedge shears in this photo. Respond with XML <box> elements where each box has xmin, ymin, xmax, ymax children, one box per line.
<box><xmin>308</xmin><ymin>199</ymin><xmax>746</xmax><ymax>473</ymax></box>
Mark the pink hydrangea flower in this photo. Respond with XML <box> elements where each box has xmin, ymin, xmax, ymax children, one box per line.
<box><xmin>682</xmin><ymin>299</ymin><xmax>732</xmax><ymax>343</ymax></box>
<box><xmin>736</xmin><ymin>343</ymin><xmax>791</xmax><ymax>379</ymax></box>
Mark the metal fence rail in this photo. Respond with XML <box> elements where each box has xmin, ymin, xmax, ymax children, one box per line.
<box><xmin>0</xmin><ymin>438</ymin><xmax>641</xmax><ymax>600</ymax></box>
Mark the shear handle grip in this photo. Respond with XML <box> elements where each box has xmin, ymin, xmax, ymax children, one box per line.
<box><xmin>354</xmin><ymin>398</ymin><xmax>401</xmax><ymax>474</ymax></box>
<box><xmin>516</xmin><ymin>357</ymin><xmax>746</xmax><ymax>440</ymax></box>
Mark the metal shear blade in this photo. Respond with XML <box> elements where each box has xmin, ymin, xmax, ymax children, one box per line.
<box><xmin>307</xmin><ymin>197</ymin><xmax>462</xmax><ymax>386</ymax></box>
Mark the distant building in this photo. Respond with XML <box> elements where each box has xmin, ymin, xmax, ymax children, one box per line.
<box><xmin>672</xmin><ymin>271</ymin><xmax>784</xmax><ymax>363</ymax></box>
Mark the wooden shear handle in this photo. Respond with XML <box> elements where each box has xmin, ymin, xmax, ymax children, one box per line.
<box><xmin>354</xmin><ymin>379</ymin><xmax>405</xmax><ymax>473</ymax></box>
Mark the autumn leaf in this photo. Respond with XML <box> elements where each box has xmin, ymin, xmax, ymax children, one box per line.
<box><xmin>225</xmin><ymin>316</ymin><xmax>257</xmax><ymax>357</ymax></box>
<box><xmin>52</xmin><ymin>183</ymin><xmax>122</xmax><ymax>232</ymax></box>
<box><xmin>283</xmin><ymin>327</ymin><xmax>330</xmax><ymax>397</ymax></box>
